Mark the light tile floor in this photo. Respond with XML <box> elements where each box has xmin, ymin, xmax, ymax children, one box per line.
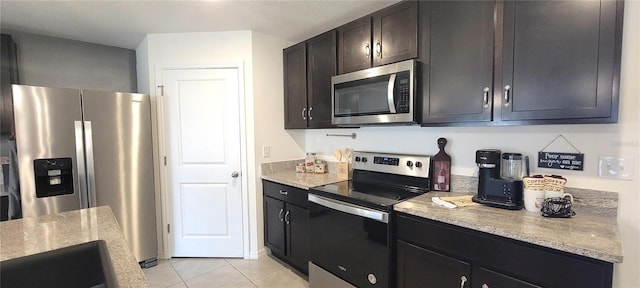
<box><xmin>144</xmin><ymin>255</ymin><xmax>309</xmax><ymax>288</ymax></box>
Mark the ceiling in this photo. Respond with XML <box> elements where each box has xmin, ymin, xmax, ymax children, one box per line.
<box><xmin>0</xmin><ymin>0</ymin><xmax>399</xmax><ymax>49</ymax></box>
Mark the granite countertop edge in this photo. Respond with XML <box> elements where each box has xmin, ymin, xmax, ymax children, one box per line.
<box><xmin>261</xmin><ymin>171</ymin><xmax>345</xmax><ymax>190</ymax></box>
<box><xmin>395</xmin><ymin>192</ymin><xmax>623</xmax><ymax>264</ymax></box>
<box><xmin>0</xmin><ymin>206</ymin><xmax>148</xmax><ymax>287</ymax></box>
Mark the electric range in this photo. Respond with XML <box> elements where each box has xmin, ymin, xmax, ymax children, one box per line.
<box><xmin>308</xmin><ymin>151</ymin><xmax>431</xmax><ymax>288</ymax></box>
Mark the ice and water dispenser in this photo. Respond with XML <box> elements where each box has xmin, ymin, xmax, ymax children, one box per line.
<box><xmin>33</xmin><ymin>158</ymin><xmax>74</xmax><ymax>197</ymax></box>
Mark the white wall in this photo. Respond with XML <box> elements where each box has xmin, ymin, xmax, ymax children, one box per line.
<box><xmin>250</xmin><ymin>32</ymin><xmax>303</xmax><ymax>253</ymax></box>
<box><xmin>305</xmin><ymin>2</ymin><xmax>640</xmax><ymax>287</ymax></box>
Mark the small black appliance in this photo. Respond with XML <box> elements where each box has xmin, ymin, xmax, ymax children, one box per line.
<box><xmin>472</xmin><ymin>149</ymin><xmax>524</xmax><ymax>210</ymax></box>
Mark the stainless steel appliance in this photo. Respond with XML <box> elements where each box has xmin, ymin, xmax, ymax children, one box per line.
<box><xmin>331</xmin><ymin>59</ymin><xmax>417</xmax><ymax>126</ymax></box>
<box><xmin>472</xmin><ymin>149</ymin><xmax>524</xmax><ymax>210</ymax></box>
<box><xmin>308</xmin><ymin>151</ymin><xmax>431</xmax><ymax>288</ymax></box>
<box><xmin>12</xmin><ymin>84</ymin><xmax>158</xmax><ymax>267</ymax></box>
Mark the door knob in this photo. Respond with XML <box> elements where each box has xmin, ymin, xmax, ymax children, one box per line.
<box><xmin>231</xmin><ymin>171</ymin><xmax>239</xmax><ymax>178</ymax></box>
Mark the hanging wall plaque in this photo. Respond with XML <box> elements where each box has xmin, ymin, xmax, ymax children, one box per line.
<box><xmin>537</xmin><ymin>135</ymin><xmax>584</xmax><ymax>171</ymax></box>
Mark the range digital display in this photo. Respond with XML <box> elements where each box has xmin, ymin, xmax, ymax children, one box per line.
<box><xmin>373</xmin><ymin>156</ymin><xmax>399</xmax><ymax>166</ymax></box>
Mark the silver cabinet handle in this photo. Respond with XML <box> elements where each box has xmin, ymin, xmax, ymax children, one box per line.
<box><xmin>504</xmin><ymin>85</ymin><xmax>511</xmax><ymax>107</ymax></box>
<box><xmin>278</xmin><ymin>208</ymin><xmax>284</xmax><ymax>222</ymax></box>
<box><xmin>285</xmin><ymin>210</ymin><xmax>290</xmax><ymax>224</ymax></box>
<box><xmin>483</xmin><ymin>87</ymin><xmax>490</xmax><ymax>108</ymax></box>
<box><xmin>375</xmin><ymin>42</ymin><xmax>382</xmax><ymax>57</ymax></box>
<box><xmin>308</xmin><ymin>107</ymin><xmax>313</xmax><ymax>120</ymax></box>
<box><xmin>279</xmin><ymin>190</ymin><xmax>288</xmax><ymax>195</ymax></box>
<box><xmin>460</xmin><ymin>275</ymin><xmax>468</xmax><ymax>288</ymax></box>
<box><xmin>231</xmin><ymin>171</ymin><xmax>239</xmax><ymax>178</ymax></box>
<box><xmin>308</xmin><ymin>194</ymin><xmax>389</xmax><ymax>223</ymax></box>
<box><xmin>302</xmin><ymin>108</ymin><xmax>307</xmax><ymax>120</ymax></box>
<box><xmin>364</xmin><ymin>44</ymin><xmax>370</xmax><ymax>58</ymax></box>
<box><xmin>482</xmin><ymin>284</ymin><xmax>489</xmax><ymax>288</ymax></box>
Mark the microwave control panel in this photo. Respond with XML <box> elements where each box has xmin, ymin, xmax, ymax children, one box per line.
<box><xmin>396</xmin><ymin>71</ymin><xmax>411</xmax><ymax>113</ymax></box>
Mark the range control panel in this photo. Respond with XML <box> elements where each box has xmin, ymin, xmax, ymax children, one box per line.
<box><xmin>351</xmin><ymin>151</ymin><xmax>430</xmax><ymax>178</ymax></box>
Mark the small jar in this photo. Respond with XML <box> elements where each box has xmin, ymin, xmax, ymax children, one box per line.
<box><xmin>314</xmin><ymin>160</ymin><xmax>327</xmax><ymax>174</ymax></box>
<box><xmin>305</xmin><ymin>153</ymin><xmax>316</xmax><ymax>173</ymax></box>
<box><xmin>296</xmin><ymin>162</ymin><xmax>306</xmax><ymax>173</ymax></box>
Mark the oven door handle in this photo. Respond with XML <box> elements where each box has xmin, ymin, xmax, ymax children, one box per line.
<box><xmin>308</xmin><ymin>194</ymin><xmax>389</xmax><ymax>223</ymax></box>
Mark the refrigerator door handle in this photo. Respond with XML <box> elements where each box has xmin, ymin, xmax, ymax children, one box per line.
<box><xmin>84</xmin><ymin>121</ymin><xmax>98</xmax><ymax>208</ymax></box>
<box><xmin>74</xmin><ymin>121</ymin><xmax>90</xmax><ymax>209</ymax></box>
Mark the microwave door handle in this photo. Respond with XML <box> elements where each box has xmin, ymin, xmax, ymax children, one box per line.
<box><xmin>387</xmin><ymin>73</ymin><xmax>397</xmax><ymax>114</ymax></box>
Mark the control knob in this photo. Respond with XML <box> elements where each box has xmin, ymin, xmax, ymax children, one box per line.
<box><xmin>362</xmin><ymin>157</ymin><xmax>368</xmax><ymax>163</ymax></box>
<box><xmin>406</xmin><ymin>161</ymin><xmax>413</xmax><ymax>167</ymax></box>
<box><xmin>415</xmin><ymin>161</ymin><xmax>422</xmax><ymax>168</ymax></box>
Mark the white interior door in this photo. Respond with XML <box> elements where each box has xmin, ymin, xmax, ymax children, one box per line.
<box><xmin>161</xmin><ymin>67</ymin><xmax>243</xmax><ymax>257</ymax></box>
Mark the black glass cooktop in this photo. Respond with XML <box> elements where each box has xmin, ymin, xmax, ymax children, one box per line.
<box><xmin>309</xmin><ymin>179</ymin><xmax>427</xmax><ymax>212</ymax></box>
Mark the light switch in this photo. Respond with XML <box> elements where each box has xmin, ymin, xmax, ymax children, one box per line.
<box><xmin>263</xmin><ymin>145</ymin><xmax>271</xmax><ymax>158</ymax></box>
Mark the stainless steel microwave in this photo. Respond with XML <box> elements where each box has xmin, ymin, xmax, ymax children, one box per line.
<box><xmin>331</xmin><ymin>59</ymin><xmax>416</xmax><ymax>126</ymax></box>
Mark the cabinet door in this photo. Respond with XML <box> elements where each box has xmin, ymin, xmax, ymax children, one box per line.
<box><xmin>473</xmin><ymin>267</ymin><xmax>541</xmax><ymax>288</ymax></box>
<box><xmin>285</xmin><ymin>203</ymin><xmax>310</xmax><ymax>273</ymax></box>
<box><xmin>338</xmin><ymin>17</ymin><xmax>372</xmax><ymax>74</ymax></box>
<box><xmin>397</xmin><ymin>240</ymin><xmax>471</xmax><ymax>288</ymax></box>
<box><xmin>264</xmin><ymin>196</ymin><xmax>286</xmax><ymax>256</ymax></box>
<box><xmin>307</xmin><ymin>30</ymin><xmax>336</xmax><ymax>129</ymax></box>
<box><xmin>283</xmin><ymin>42</ymin><xmax>308</xmax><ymax>129</ymax></box>
<box><xmin>500</xmin><ymin>0</ymin><xmax>620</xmax><ymax>122</ymax></box>
<box><xmin>421</xmin><ymin>1</ymin><xmax>495</xmax><ymax>124</ymax></box>
<box><xmin>373</xmin><ymin>1</ymin><xmax>418</xmax><ymax>67</ymax></box>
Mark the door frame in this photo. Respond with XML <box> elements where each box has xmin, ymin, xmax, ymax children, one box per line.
<box><xmin>154</xmin><ymin>63</ymin><xmax>249</xmax><ymax>259</ymax></box>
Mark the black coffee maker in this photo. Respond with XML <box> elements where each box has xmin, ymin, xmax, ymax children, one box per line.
<box><xmin>472</xmin><ymin>149</ymin><xmax>523</xmax><ymax>210</ymax></box>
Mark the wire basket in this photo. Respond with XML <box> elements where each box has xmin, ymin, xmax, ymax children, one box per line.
<box><xmin>541</xmin><ymin>197</ymin><xmax>576</xmax><ymax>218</ymax></box>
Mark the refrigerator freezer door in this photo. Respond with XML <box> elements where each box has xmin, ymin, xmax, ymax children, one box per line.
<box><xmin>12</xmin><ymin>85</ymin><xmax>88</xmax><ymax>217</ymax></box>
<box><xmin>81</xmin><ymin>89</ymin><xmax>158</xmax><ymax>264</ymax></box>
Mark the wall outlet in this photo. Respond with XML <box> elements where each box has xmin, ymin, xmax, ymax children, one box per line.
<box><xmin>262</xmin><ymin>145</ymin><xmax>271</xmax><ymax>158</ymax></box>
<box><xmin>598</xmin><ymin>156</ymin><xmax>635</xmax><ymax>181</ymax></box>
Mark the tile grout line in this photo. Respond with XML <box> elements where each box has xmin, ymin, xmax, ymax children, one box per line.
<box><xmin>225</xmin><ymin>258</ymin><xmax>287</xmax><ymax>287</ymax></box>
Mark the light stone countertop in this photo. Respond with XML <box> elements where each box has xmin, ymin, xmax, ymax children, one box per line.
<box><xmin>260</xmin><ymin>159</ymin><xmax>346</xmax><ymax>190</ymax></box>
<box><xmin>395</xmin><ymin>191</ymin><xmax>623</xmax><ymax>263</ymax></box>
<box><xmin>261</xmin><ymin>171</ymin><xmax>345</xmax><ymax>190</ymax></box>
<box><xmin>0</xmin><ymin>206</ymin><xmax>148</xmax><ymax>287</ymax></box>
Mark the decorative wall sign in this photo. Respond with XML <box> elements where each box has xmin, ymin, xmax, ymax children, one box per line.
<box><xmin>537</xmin><ymin>135</ymin><xmax>585</xmax><ymax>171</ymax></box>
<box><xmin>538</xmin><ymin>152</ymin><xmax>584</xmax><ymax>171</ymax></box>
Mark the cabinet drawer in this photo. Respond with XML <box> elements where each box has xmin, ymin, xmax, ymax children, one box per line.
<box><xmin>396</xmin><ymin>213</ymin><xmax>613</xmax><ymax>288</ymax></box>
<box><xmin>473</xmin><ymin>266</ymin><xmax>540</xmax><ymax>288</ymax></box>
<box><xmin>263</xmin><ymin>181</ymin><xmax>309</xmax><ymax>208</ymax></box>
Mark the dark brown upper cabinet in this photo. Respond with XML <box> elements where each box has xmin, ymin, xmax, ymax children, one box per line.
<box><xmin>420</xmin><ymin>1</ymin><xmax>495</xmax><ymax>124</ymax></box>
<box><xmin>283</xmin><ymin>30</ymin><xmax>336</xmax><ymax>129</ymax></box>
<box><xmin>421</xmin><ymin>0</ymin><xmax>623</xmax><ymax>126</ymax></box>
<box><xmin>338</xmin><ymin>1</ymin><xmax>418</xmax><ymax>74</ymax></box>
<box><xmin>498</xmin><ymin>0</ymin><xmax>623</xmax><ymax>124</ymax></box>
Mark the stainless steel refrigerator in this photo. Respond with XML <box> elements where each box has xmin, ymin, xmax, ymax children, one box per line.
<box><xmin>12</xmin><ymin>84</ymin><xmax>158</xmax><ymax>267</ymax></box>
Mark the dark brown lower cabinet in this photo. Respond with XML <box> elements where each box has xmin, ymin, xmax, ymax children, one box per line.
<box><xmin>396</xmin><ymin>213</ymin><xmax>613</xmax><ymax>288</ymax></box>
<box><xmin>263</xmin><ymin>181</ymin><xmax>310</xmax><ymax>274</ymax></box>
<box><xmin>397</xmin><ymin>240</ymin><xmax>471</xmax><ymax>288</ymax></box>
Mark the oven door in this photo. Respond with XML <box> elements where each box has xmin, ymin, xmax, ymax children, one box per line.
<box><xmin>308</xmin><ymin>194</ymin><xmax>390</xmax><ymax>288</ymax></box>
